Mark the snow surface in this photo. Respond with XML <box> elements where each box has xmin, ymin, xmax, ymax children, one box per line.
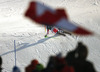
<box><xmin>0</xmin><ymin>0</ymin><xmax>100</xmax><ymax>72</ymax></box>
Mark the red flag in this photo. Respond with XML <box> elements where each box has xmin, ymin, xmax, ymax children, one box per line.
<box><xmin>25</xmin><ymin>1</ymin><xmax>93</xmax><ymax>35</ymax></box>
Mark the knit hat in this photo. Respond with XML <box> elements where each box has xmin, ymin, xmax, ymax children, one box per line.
<box><xmin>31</xmin><ymin>59</ymin><xmax>39</xmax><ymax>66</ymax></box>
<box><xmin>35</xmin><ymin>64</ymin><xmax>44</xmax><ymax>71</ymax></box>
<box><xmin>12</xmin><ymin>66</ymin><xmax>20</xmax><ymax>72</ymax></box>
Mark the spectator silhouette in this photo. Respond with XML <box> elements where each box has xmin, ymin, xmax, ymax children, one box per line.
<box><xmin>43</xmin><ymin>56</ymin><xmax>56</xmax><ymax>72</ymax></box>
<box><xmin>33</xmin><ymin>63</ymin><xmax>44</xmax><ymax>72</ymax></box>
<box><xmin>25</xmin><ymin>59</ymin><xmax>39</xmax><ymax>72</ymax></box>
<box><xmin>55</xmin><ymin>53</ymin><xmax>74</xmax><ymax>72</ymax></box>
<box><xmin>0</xmin><ymin>56</ymin><xmax>2</xmax><ymax>72</ymax></box>
<box><xmin>12</xmin><ymin>66</ymin><xmax>21</xmax><ymax>72</ymax></box>
<box><xmin>43</xmin><ymin>54</ymin><xmax>74</xmax><ymax>72</ymax></box>
<box><xmin>65</xmin><ymin>42</ymin><xmax>96</xmax><ymax>72</ymax></box>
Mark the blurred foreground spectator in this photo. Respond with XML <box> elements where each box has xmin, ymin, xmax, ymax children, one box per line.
<box><xmin>43</xmin><ymin>53</ymin><xmax>74</xmax><ymax>72</ymax></box>
<box><xmin>33</xmin><ymin>63</ymin><xmax>44</xmax><ymax>72</ymax></box>
<box><xmin>0</xmin><ymin>56</ymin><xmax>2</xmax><ymax>72</ymax></box>
<box><xmin>25</xmin><ymin>59</ymin><xmax>39</xmax><ymax>72</ymax></box>
<box><xmin>65</xmin><ymin>42</ymin><xmax>96</xmax><ymax>72</ymax></box>
<box><xmin>12</xmin><ymin>66</ymin><xmax>21</xmax><ymax>72</ymax></box>
<box><xmin>25</xmin><ymin>42</ymin><xmax>96</xmax><ymax>72</ymax></box>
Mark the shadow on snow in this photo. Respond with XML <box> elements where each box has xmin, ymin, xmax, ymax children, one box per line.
<box><xmin>0</xmin><ymin>34</ymin><xmax>59</xmax><ymax>56</ymax></box>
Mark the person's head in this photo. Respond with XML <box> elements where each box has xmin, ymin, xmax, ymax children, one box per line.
<box><xmin>76</xmin><ymin>42</ymin><xmax>88</xmax><ymax>60</ymax></box>
<box><xmin>56</xmin><ymin>52</ymin><xmax>62</xmax><ymax>58</ymax></box>
<box><xmin>47</xmin><ymin>56</ymin><xmax>56</xmax><ymax>68</ymax></box>
<box><xmin>31</xmin><ymin>59</ymin><xmax>39</xmax><ymax>66</ymax></box>
<box><xmin>12</xmin><ymin>66</ymin><xmax>20</xmax><ymax>72</ymax></box>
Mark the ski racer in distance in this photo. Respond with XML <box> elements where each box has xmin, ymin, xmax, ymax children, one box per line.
<box><xmin>45</xmin><ymin>25</ymin><xmax>71</xmax><ymax>37</ymax></box>
<box><xmin>45</xmin><ymin>25</ymin><xmax>58</xmax><ymax>37</ymax></box>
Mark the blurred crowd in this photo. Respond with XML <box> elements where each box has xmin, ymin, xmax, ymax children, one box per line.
<box><xmin>0</xmin><ymin>42</ymin><xmax>96</xmax><ymax>72</ymax></box>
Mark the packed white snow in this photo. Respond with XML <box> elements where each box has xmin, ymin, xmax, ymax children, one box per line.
<box><xmin>0</xmin><ymin>0</ymin><xmax>100</xmax><ymax>72</ymax></box>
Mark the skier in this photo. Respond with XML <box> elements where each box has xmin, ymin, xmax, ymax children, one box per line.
<box><xmin>44</xmin><ymin>25</ymin><xmax>67</xmax><ymax>37</ymax></box>
<box><xmin>45</xmin><ymin>25</ymin><xmax>58</xmax><ymax>37</ymax></box>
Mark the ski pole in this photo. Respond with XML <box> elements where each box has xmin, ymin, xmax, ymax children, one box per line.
<box><xmin>14</xmin><ymin>40</ymin><xmax>16</xmax><ymax>66</ymax></box>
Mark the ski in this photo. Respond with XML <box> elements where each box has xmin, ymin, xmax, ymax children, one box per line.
<box><xmin>56</xmin><ymin>32</ymin><xmax>66</xmax><ymax>36</ymax></box>
<box><xmin>63</xmin><ymin>31</ymin><xmax>72</xmax><ymax>35</ymax></box>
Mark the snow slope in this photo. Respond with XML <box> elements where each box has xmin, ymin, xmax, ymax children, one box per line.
<box><xmin>0</xmin><ymin>0</ymin><xmax>100</xmax><ymax>72</ymax></box>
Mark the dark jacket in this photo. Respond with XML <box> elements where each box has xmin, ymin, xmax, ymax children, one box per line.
<box><xmin>65</xmin><ymin>48</ymin><xmax>96</xmax><ymax>72</ymax></box>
